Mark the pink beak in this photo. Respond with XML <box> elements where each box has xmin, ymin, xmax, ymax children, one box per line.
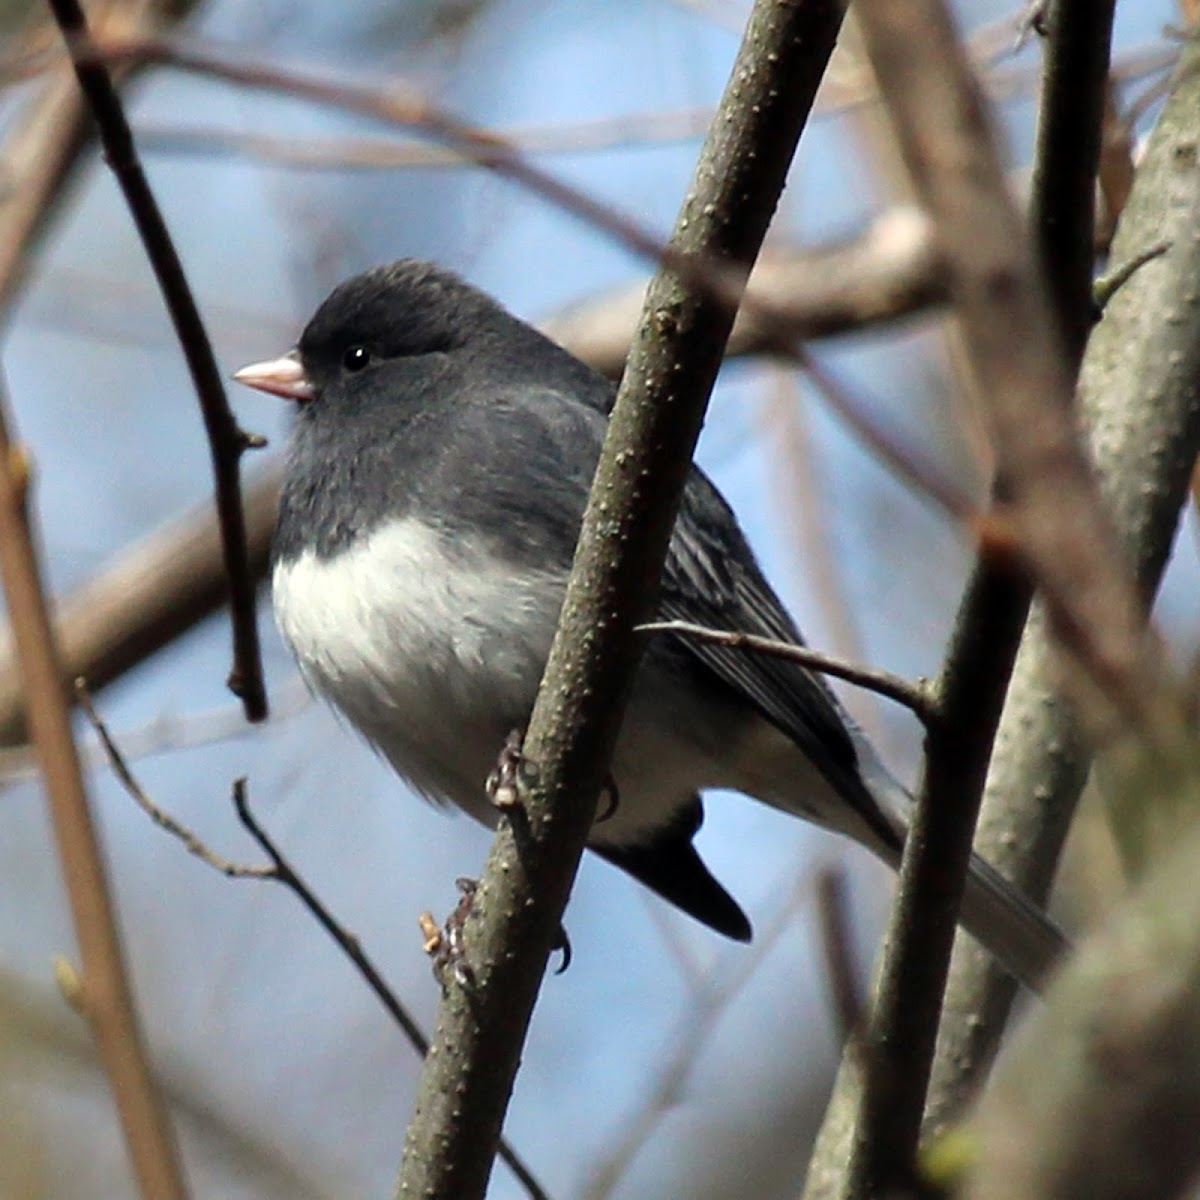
<box><xmin>234</xmin><ymin>351</ymin><xmax>315</xmax><ymax>403</ymax></box>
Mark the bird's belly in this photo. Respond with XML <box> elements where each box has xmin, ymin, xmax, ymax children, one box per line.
<box><xmin>272</xmin><ymin>518</ymin><xmax>566</xmax><ymax>815</ymax></box>
<box><xmin>273</xmin><ymin>518</ymin><xmax>758</xmax><ymax>845</ymax></box>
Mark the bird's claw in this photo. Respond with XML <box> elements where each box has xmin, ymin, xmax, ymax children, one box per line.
<box><xmin>595</xmin><ymin>774</ymin><xmax>620</xmax><ymax>824</ymax></box>
<box><xmin>486</xmin><ymin>728</ymin><xmax>529</xmax><ymax>812</ymax></box>
<box><xmin>420</xmin><ymin>876</ymin><xmax>479</xmax><ymax>992</ymax></box>
<box><xmin>552</xmin><ymin>923</ymin><xmax>572</xmax><ymax>975</ymax></box>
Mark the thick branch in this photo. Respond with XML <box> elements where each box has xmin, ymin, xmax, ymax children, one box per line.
<box><xmin>1029</xmin><ymin>0</ymin><xmax>1117</xmax><ymax>363</ymax></box>
<box><xmin>393</xmin><ymin>3</ymin><xmax>844</xmax><ymax>1196</ymax></box>
<box><xmin>927</xmin><ymin>29</ymin><xmax>1200</xmax><ymax>1130</ymax></box>
<box><xmin>966</xmin><ymin>807</ymin><xmax>1200</xmax><ymax>1200</ymax></box>
<box><xmin>807</xmin><ymin>0</ymin><xmax>1124</xmax><ymax>1195</ymax></box>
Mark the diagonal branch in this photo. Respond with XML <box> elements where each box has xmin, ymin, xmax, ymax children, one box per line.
<box><xmin>0</xmin><ymin>387</ymin><xmax>187</xmax><ymax>1195</ymax></box>
<box><xmin>928</xmin><ymin>19</ymin><xmax>1200</xmax><ymax>1135</ymax></box>
<box><xmin>924</xmin><ymin>0</ymin><xmax>1118</xmax><ymax>1134</ymax></box>
<box><xmin>392</xmin><ymin>2</ymin><xmax>845</xmax><ymax>1196</ymax></box>
<box><xmin>807</xmin><ymin>0</ymin><xmax>1128</xmax><ymax>1195</ymax></box>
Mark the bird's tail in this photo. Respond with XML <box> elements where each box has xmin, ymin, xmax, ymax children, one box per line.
<box><xmin>852</xmin><ymin>745</ymin><xmax>1068</xmax><ymax>993</ymax></box>
<box><xmin>956</xmin><ymin>848</ymin><xmax>1067</xmax><ymax>991</ymax></box>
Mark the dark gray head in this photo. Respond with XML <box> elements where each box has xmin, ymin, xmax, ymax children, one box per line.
<box><xmin>236</xmin><ymin>259</ymin><xmax>610</xmax><ymax>416</ymax></box>
<box><xmin>236</xmin><ymin>259</ymin><xmax>613</xmax><ymax>562</ymax></box>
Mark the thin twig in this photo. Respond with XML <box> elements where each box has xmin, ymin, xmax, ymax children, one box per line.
<box><xmin>8</xmin><ymin>33</ymin><xmax>1166</xmax><ymax>155</ymax></box>
<box><xmin>77</xmin><ymin>31</ymin><xmax>752</xmax><ymax>316</ymax></box>
<box><xmin>0</xmin><ymin>395</ymin><xmax>186</xmax><ymax>1194</ymax></box>
<box><xmin>45</xmin><ymin>0</ymin><xmax>267</xmax><ymax>722</ymax></box>
<box><xmin>1092</xmin><ymin>239</ymin><xmax>1170</xmax><ymax>312</ymax></box>
<box><xmin>229</xmin><ymin>780</ymin><xmax>437</xmax><ymax>1052</ymax></box>
<box><xmin>233</xmin><ymin>787</ymin><xmax>552</xmax><ymax>1200</ymax></box>
<box><xmin>77</xmin><ymin>687</ymin><xmax>551</xmax><ymax>1200</ymax></box>
<box><xmin>637</xmin><ymin>620</ymin><xmax>936</xmax><ymax>723</ymax></box>
<box><xmin>75</xmin><ymin>681</ymin><xmax>272</xmax><ymax>879</ymax></box>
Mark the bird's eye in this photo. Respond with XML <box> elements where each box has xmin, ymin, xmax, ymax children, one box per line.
<box><xmin>342</xmin><ymin>345</ymin><xmax>370</xmax><ymax>372</ymax></box>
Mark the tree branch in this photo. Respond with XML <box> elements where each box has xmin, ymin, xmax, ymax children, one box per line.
<box><xmin>0</xmin><ymin>389</ymin><xmax>187</xmax><ymax>1195</ymax></box>
<box><xmin>966</xmin><ymin>777</ymin><xmax>1200</xmax><ymax>1200</ymax></box>
<box><xmin>1030</xmin><ymin>0</ymin><xmax>1117</xmax><ymax>363</ymax></box>
<box><xmin>392</xmin><ymin>2</ymin><xmax>844</xmax><ymax>1196</ymax></box>
<box><xmin>637</xmin><ymin>619</ymin><xmax>936</xmax><ymax>722</ymax></box>
<box><xmin>923</xmin><ymin>0</ymin><xmax>1118</xmax><ymax>1134</ymax></box>
<box><xmin>75</xmin><ymin>683</ymin><xmax>552</xmax><ymax>1200</ymax></box>
<box><xmin>46</xmin><ymin>0</ymin><xmax>268</xmax><ymax>722</ymax></box>
<box><xmin>807</xmin><ymin>0</ymin><xmax>1128</xmax><ymax>1194</ymax></box>
<box><xmin>543</xmin><ymin>207</ymin><xmax>942</xmax><ymax>373</ymax></box>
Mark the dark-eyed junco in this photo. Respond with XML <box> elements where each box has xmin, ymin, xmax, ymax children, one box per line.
<box><xmin>236</xmin><ymin>259</ymin><xmax>1065</xmax><ymax>989</ymax></box>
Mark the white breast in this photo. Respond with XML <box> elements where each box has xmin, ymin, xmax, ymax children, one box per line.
<box><xmin>272</xmin><ymin>518</ymin><xmax>567</xmax><ymax>821</ymax></box>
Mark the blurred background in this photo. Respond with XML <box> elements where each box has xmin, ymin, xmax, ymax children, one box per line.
<box><xmin>0</xmin><ymin>0</ymin><xmax>1189</xmax><ymax>1196</ymax></box>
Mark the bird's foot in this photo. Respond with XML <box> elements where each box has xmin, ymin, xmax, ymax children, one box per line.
<box><xmin>420</xmin><ymin>876</ymin><xmax>478</xmax><ymax>992</ymax></box>
<box><xmin>419</xmin><ymin>875</ymin><xmax>572</xmax><ymax>982</ymax></box>
<box><xmin>486</xmin><ymin>728</ymin><xmax>530</xmax><ymax>812</ymax></box>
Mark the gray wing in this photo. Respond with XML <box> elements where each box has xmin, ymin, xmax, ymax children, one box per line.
<box><xmin>448</xmin><ymin>381</ymin><xmax>897</xmax><ymax>847</ymax></box>
<box><xmin>658</xmin><ymin>467</ymin><xmax>901</xmax><ymax>851</ymax></box>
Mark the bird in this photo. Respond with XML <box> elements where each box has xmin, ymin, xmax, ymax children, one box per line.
<box><xmin>235</xmin><ymin>258</ymin><xmax>1066</xmax><ymax>991</ymax></box>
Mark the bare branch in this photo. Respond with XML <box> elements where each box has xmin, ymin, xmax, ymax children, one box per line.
<box><xmin>862</xmin><ymin>0</ymin><xmax>1162</xmax><ymax>733</ymax></box>
<box><xmin>637</xmin><ymin>620</ymin><xmax>935</xmax><ymax>722</ymax></box>
<box><xmin>75</xmin><ymin>681</ymin><xmax>272</xmax><ymax>879</ymax></box>
<box><xmin>78</xmin><ymin>685</ymin><xmax>551</xmax><ymax>1200</ymax></box>
<box><xmin>0</xmin><ymin>390</ymin><xmax>186</xmax><ymax>1193</ymax></box>
<box><xmin>544</xmin><ymin>208</ymin><xmax>942</xmax><ymax>374</ymax></box>
<box><xmin>926</xmin><ymin>6</ymin><xmax>1200</xmax><ymax>1138</ymax></box>
<box><xmin>967</xmin><ymin>804</ymin><xmax>1200</xmax><ymax>1200</ymax></box>
<box><xmin>1030</xmin><ymin>0</ymin><xmax>1118</xmax><ymax>362</ymax></box>
<box><xmin>46</xmin><ymin>0</ymin><xmax>268</xmax><ymax>722</ymax></box>
<box><xmin>115</xmin><ymin>38</ymin><xmax>1178</xmax><ymax>172</ymax></box>
<box><xmin>808</xmin><ymin>0</ymin><xmax>1127</xmax><ymax>1194</ymax></box>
